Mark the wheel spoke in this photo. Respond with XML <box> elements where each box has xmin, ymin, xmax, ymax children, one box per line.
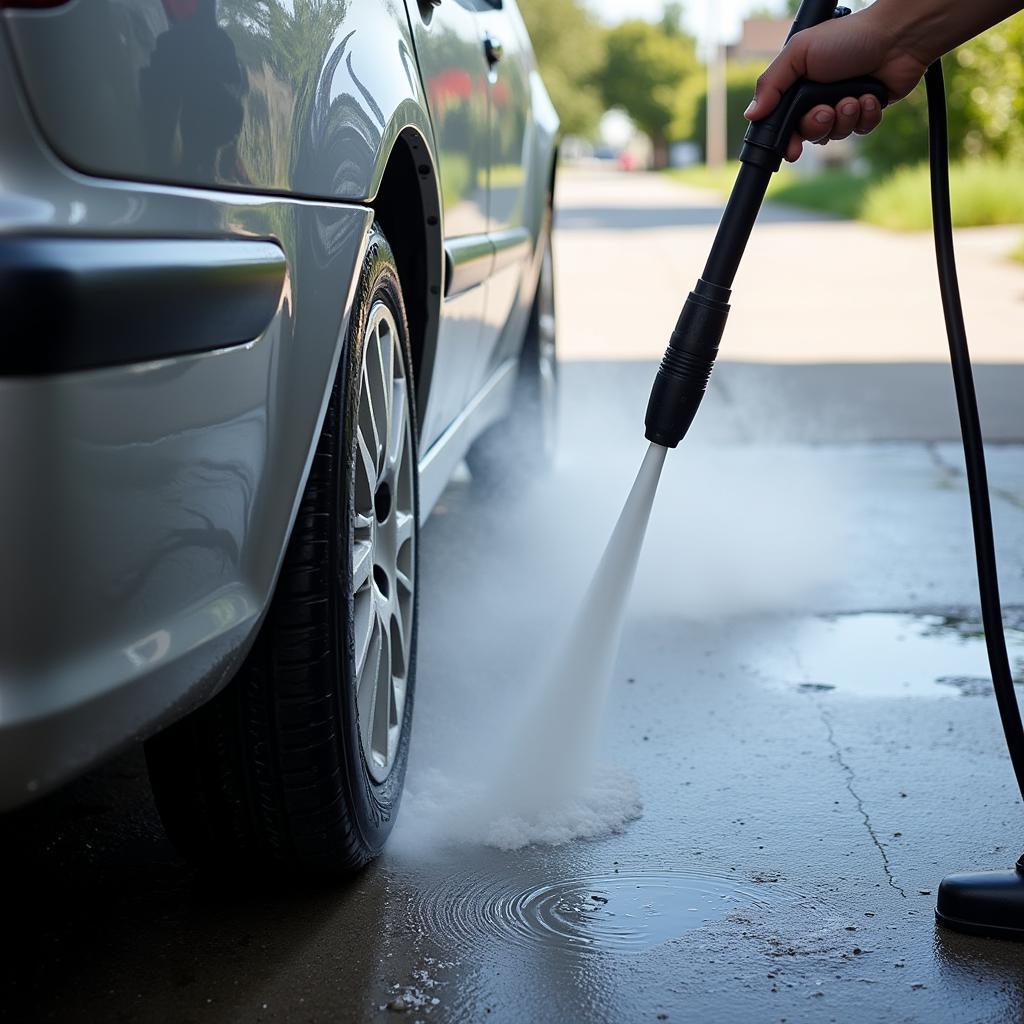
<box><xmin>366</xmin><ymin>319</ymin><xmax>391</xmax><ymax>477</ymax></box>
<box><xmin>352</xmin><ymin>538</ymin><xmax>373</xmax><ymax>592</ymax></box>
<box><xmin>356</xmin><ymin>613</ymin><xmax>382</xmax><ymax>751</ymax></box>
<box><xmin>359</xmin><ymin>365</ymin><xmax>383</xmax><ymax>476</ymax></box>
<box><xmin>354</xmin><ymin>587</ymin><xmax>375</xmax><ymax>675</ymax></box>
<box><xmin>356</xmin><ymin>429</ymin><xmax>378</xmax><ymax>505</ymax></box>
<box><xmin>391</xmin><ymin>606</ymin><xmax>408</xmax><ymax>678</ymax></box>
<box><xmin>388</xmin><ymin>378</ymin><xmax>408</xmax><ymax>475</ymax></box>
<box><xmin>378</xmin><ymin>317</ymin><xmax>395</xmax><ymax>440</ymax></box>
<box><xmin>394</xmin><ymin>510</ymin><xmax>415</xmax><ymax>549</ymax></box>
<box><xmin>371</xmin><ymin>616</ymin><xmax>392</xmax><ymax>764</ymax></box>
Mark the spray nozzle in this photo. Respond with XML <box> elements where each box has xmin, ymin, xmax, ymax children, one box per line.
<box><xmin>644</xmin><ymin>279</ymin><xmax>730</xmax><ymax>448</ymax></box>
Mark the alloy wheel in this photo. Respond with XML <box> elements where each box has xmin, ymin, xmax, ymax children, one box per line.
<box><xmin>352</xmin><ymin>301</ymin><xmax>416</xmax><ymax>783</ymax></box>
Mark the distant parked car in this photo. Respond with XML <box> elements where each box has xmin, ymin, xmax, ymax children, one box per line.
<box><xmin>0</xmin><ymin>0</ymin><xmax>558</xmax><ymax>872</ymax></box>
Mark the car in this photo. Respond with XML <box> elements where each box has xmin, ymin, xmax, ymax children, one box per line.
<box><xmin>0</xmin><ymin>0</ymin><xmax>559</xmax><ymax>872</ymax></box>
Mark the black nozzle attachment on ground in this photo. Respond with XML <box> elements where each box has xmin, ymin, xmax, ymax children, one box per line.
<box><xmin>644</xmin><ymin>279</ymin><xmax>730</xmax><ymax>448</ymax></box>
<box><xmin>936</xmin><ymin>857</ymin><xmax>1024</xmax><ymax>941</ymax></box>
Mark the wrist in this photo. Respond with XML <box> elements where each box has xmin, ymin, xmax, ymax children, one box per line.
<box><xmin>869</xmin><ymin>0</ymin><xmax>950</xmax><ymax>67</ymax></box>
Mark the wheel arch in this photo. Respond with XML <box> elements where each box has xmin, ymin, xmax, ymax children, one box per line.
<box><xmin>370</xmin><ymin>122</ymin><xmax>444</xmax><ymax>426</ymax></box>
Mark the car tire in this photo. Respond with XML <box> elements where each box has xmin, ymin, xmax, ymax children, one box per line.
<box><xmin>466</xmin><ymin>205</ymin><xmax>558</xmax><ymax>487</ymax></box>
<box><xmin>145</xmin><ymin>224</ymin><xmax>419</xmax><ymax>874</ymax></box>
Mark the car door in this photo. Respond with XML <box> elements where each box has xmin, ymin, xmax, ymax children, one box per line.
<box><xmin>407</xmin><ymin>1</ymin><xmax>494</xmax><ymax>450</ymax></box>
<box><xmin>472</xmin><ymin>0</ymin><xmax>533</xmax><ymax>394</ymax></box>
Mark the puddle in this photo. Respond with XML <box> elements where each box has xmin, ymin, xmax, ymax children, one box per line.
<box><xmin>410</xmin><ymin>871</ymin><xmax>794</xmax><ymax>956</ymax></box>
<box><xmin>754</xmin><ymin>613</ymin><xmax>1024</xmax><ymax>699</ymax></box>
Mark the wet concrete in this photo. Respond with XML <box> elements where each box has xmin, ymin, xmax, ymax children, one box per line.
<box><xmin>5</xmin><ymin>355</ymin><xmax>1024</xmax><ymax>1023</ymax></box>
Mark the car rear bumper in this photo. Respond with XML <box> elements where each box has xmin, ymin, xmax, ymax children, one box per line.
<box><xmin>0</xmin><ymin>340</ymin><xmax>271</xmax><ymax>810</ymax></box>
<box><xmin>0</xmin><ymin>44</ymin><xmax>374</xmax><ymax>810</ymax></box>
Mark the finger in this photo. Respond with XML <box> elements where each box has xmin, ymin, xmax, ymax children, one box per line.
<box><xmin>854</xmin><ymin>93</ymin><xmax>883</xmax><ymax>135</ymax></box>
<box><xmin>784</xmin><ymin>133</ymin><xmax>803</xmax><ymax>163</ymax></box>
<box><xmin>744</xmin><ymin>33</ymin><xmax>809</xmax><ymax>121</ymax></box>
<box><xmin>829</xmin><ymin>97</ymin><xmax>860</xmax><ymax>141</ymax></box>
<box><xmin>798</xmin><ymin>104</ymin><xmax>836</xmax><ymax>144</ymax></box>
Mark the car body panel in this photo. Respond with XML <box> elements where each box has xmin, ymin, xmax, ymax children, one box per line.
<box><xmin>4</xmin><ymin>0</ymin><xmax>428</xmax><ymax>203</ymax></box>
<box><xmin>403</xmin><ymin>0</ymin><xmax>492</xmax><ymax>446</ymax></box>
<box><xmin>0</xmin><ymin>0</ymin><xmax>558</xmax><ymax>810</ymax></box>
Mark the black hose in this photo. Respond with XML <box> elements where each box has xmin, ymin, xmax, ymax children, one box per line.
<box><xmin>926</xmin><ymin>60</ymin><xmax>1024</xmax><ymax>802</ymax></box>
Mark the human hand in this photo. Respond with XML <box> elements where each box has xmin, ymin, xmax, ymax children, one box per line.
<box><xmin>743</xmin><ymin>6</ymin><xmax>931</xmax><ymax>162</ymax></box>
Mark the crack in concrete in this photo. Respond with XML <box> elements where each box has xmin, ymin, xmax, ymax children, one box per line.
<box><xmin>820</xmin><ymin>710</ymin><xmax>908</xmax><ymax>899</ymax></box>
<box><xmin>927</xmin><ymin>442</ymin><xmax>1024</xmax><ymax>514</ymax></box>
<box><xmin>786</xmin><ymin>641</ymin><xmax>908</xmax><ymax>898</ymax></box>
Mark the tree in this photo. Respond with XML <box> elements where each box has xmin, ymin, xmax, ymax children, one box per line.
<box><xmin>599</xmin><ymin>19</ymin><xmax>699</xmax><ymax>166</ymax></box>
<box><xmin>951</xmin><ymin>14</ymin><xmax>1024</xmax><ymax>162</ymax></box>
<box><xmin>517</xmin><ymin>0</ymin><xmax>604</xmax><ymax>138</ymax></box>
<box><xmin>661</xmin><ymin>2</ymin><xmax>686</xmax><ymax>37</ymax></box>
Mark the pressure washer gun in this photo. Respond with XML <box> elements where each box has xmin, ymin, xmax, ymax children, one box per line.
<box><xmin>644</xmin><ymin>0</ymin><xmax>888</xmax><ymax>447</ymax></box>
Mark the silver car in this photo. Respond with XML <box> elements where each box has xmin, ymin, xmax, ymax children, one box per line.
<box><xmin>0</xmin><ymin>0</ymin><xmax>558</xmax><ymax>871</ymax></box>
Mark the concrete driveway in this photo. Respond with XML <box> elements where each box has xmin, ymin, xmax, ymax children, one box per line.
<box><xmin>556</xmin><ymin>166</ymin><xmax>1024</xmax><ymax>365</ymax></box>
<box><xmin>4</xmin><ymin>168</ymin><xmax>1024</xmax><ymax>1024</ymax></box>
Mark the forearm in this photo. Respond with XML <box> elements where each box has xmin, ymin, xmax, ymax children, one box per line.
<box><xmin>874</xmin><ymin>0</ymin><xmax>1024</xmax><ymax>65</ymax></box>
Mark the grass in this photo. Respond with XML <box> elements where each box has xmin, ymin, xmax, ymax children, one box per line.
<box><xmin>665</xmin><ymin>162</ymin><xmax>747</xmax><ymax>195</ymax></box>
<box><xmin>862</xmin><ymin>160</ymin><xmax>1024</xmax><ymax>230</ymax></box>
<box><xmin>770</xmin><ymin>169</ymin><xmax>873</xmax><ymax>220</ymax></box>
<box><xmin>667</xmin><ymin>158</ymin><xmax>1024</xmax><ymax>232</ymax></box>
<box><xmin>1013</xmin><ymin>238</ymin><xmax>1024</xmax><ymax>263</ymax></box>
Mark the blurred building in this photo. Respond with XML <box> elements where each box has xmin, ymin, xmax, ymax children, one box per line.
<box><xmin>727</xmin><ymin>17</ymin><xmax>789</xmax><ymax>63</ymax></box>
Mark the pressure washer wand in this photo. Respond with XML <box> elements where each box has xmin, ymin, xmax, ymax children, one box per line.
<box><xmin>645</xmin><ymin>1</ymin><xmax>887</xmax><ymax>448</ymax></box>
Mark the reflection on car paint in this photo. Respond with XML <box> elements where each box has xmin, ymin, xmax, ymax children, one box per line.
<box><xmin>4</xmin><ymin>0</ymin><xmax>429</xmax><ymax>201</ymax></box>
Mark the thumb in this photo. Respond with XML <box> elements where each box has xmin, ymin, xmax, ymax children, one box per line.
<box><xmin>744</xmin><ymin>33</ymin><xmax>810</xmax><ymax>121</ymax></box>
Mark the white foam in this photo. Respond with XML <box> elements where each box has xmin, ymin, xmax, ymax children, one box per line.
<box><xmin>397</xmin><ymin>765</ymin><xmax>642</xmax><ymax>853</ymax></box>
<box><xmin>483</xmin><ymin>765</ymin><xmax>643</xmax><ymax>851</ymax></box>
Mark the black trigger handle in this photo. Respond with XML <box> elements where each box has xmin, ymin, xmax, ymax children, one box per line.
<box><xmin>741</xmin><ymin>76</ymin><xmax>889</xmax><ymax>172</ymax></box>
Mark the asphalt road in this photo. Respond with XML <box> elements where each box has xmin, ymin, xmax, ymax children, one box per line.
<box><xmin>4</xmin><ymin>169</ymin><xmax>1024</xmax><ymax>1024</ymax></box>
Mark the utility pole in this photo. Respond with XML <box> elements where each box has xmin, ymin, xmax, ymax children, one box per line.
<box><xmin>706</xmin><ymin>2</ymin><xmax>727</xmax><ymax>167</ymax></box>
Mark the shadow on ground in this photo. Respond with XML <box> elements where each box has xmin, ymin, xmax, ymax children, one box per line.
<box><xmin>0</xmin><ymin>752</ymin><xmax>393</xmax><ymax>1021</ymax></box>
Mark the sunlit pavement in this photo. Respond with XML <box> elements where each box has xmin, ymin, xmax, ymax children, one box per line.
<box><xmin>4</xmin><ymin>169</ymin><xmax>1024</xmax><ymax>1023</ymax></box>
<box><xmin>556</xmin><ymin>166</ymin><xmax>1024</xmax><ymax>364</ymax></box>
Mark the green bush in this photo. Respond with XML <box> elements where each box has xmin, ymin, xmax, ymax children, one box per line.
<box><xmin>861</xmin><ymin>159</ymin><xmax>1024</xmax><ymax>230</ymax></box>
<box><xmin>768</xmin><ymin>169</ymin><xmax>874</xmax><ymax>220</ymax></box>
